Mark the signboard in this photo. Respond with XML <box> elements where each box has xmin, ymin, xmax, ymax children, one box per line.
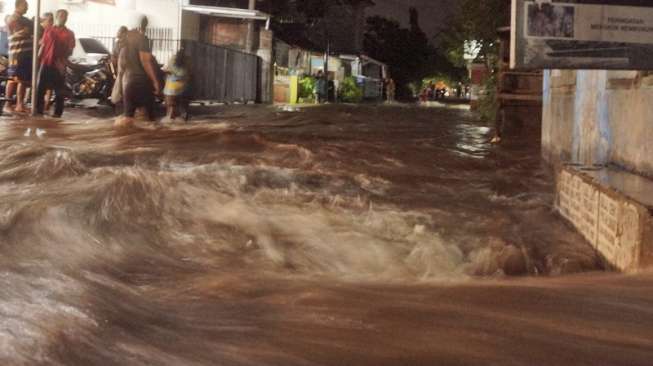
<box><xmin>510</xmin><ymin>0</ymin><xmax>653</xmax><ymax>69</ymax></box>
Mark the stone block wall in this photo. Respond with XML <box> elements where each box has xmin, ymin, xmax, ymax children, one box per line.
<box><xmin>557</xmin><ymin>166</ymin><xmax>653</xmax><ymax>271</ymax></box>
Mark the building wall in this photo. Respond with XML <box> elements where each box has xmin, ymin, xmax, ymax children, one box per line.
<box><xmin>0</xmin><ymin>0</ymin><xmax>178</xmax><ymax>38</ymax></box>
<box><xmin>33</xmin><ymin>0</ymin><xmax>181</xmax><ymax>38</ymax></box>
<box><xmin>287</xmin><ymin>47</ymin><xmax>310</xmax><ymax>74</ymax></box>
<box><xmin>181</xmin><ymin>10</ymin><xmax>200</xmax><ymax>40</ymax></box>
<box><xmin>200</xmin><ymin>16</ymin><xmax>248</xmax><ymax>50</ymax></box>
<box><xmin>542</xmin><ymin>69</ymin><xmax>653</xmax><ymax>177</ymax></box>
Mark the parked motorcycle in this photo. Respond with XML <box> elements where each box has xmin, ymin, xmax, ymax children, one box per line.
<box><xmin>0</xmin><ymin>55</ymin><xmax>11</xmax><ymax>113</ymax></box>
<box><xmin>65</xmin><ymin>55</ymin><xmax>115</xmax><ymax>103</ymax></box>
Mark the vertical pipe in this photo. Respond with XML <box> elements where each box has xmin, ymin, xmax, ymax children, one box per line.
<box><xmin>30</xmin><ymin>0</ymin><xmax>41</xmax><ymax>116</ymax></box>
<box><xmin>245</xmin><ymin>0</ymin><xmax>255</xmax><ymax>53</ymax></box>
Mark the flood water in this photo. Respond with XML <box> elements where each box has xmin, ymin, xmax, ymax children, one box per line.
<box><xmin>0</xmin><ymin>104</ymin><xmax>651</xmax><ymax>365</ymax></box>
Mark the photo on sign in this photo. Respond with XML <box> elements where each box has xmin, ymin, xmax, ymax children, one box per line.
<box><xmin>526</xmin><ymin>3</ymin><xmax>575</xmax><ymax>39</ymax></box>
<box><xmin>511</xmin><ymin>0</ymin><xmax>653</xmax><ymax>69</ymax></box>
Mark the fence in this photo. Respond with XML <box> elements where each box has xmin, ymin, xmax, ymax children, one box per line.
<box><xmin>69</xmin><ymin>24</ymin><xmax>175</xmax><ymax>61</ymax></box>
<box><xmin>84</xmin><ymin>36</ymin><xmax>259</xmax><ymax>103</ymax></box>
<box><xmin>182</xmin><ymin>40</ymin><xmax>259</xmax><ymax>103</ymax></box>
<box><xmin>93</xmin><ymin>36</ymin><xmax>181</xmax><ymax>66</ymax></box>
<box><xmin>360</xmin><ymin>77</ymin><xmax>384</xmax><ymax>100</ymax></box>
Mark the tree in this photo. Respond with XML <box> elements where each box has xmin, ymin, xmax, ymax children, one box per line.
<box><xmin>364</xmin><ymin>16</ymin><xmax>416</xmax><ymax>97</ymax></box>
<box><xmin>439</xmin><ymin>0</ymin><xmax>511</xmax><ymax>69</ymax></box>
<box><xmin>261</xmin><ymin>0</ymin><xmax>374</xmax><ymax>53</ymax></box>
<box><xmin>364</xmin><ymin>9</ymin><xmax>464</xmax><ymax>99</ymax></box>
<box><xmin>438</xmin><ymin>0</ymin><xmax>510</xmax><ymax>122</ymax></box>
<box><xmin>261</xmin><ymin>0</ymin><xmax>372</xmax><ymax>25</ymax></box>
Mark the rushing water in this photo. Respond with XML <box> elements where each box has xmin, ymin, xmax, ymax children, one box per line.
<box><xmin>0</xmin><ymin>104</ymin><xmax>651</xmax><ymax>365</ymax></box>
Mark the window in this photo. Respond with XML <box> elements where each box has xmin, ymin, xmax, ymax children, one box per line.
<box><xmin>79</xmin><ymin>38</ymin><xmax>110</xmax><ymax>55</ymax></box>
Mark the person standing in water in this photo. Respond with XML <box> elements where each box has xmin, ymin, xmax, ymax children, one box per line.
<box><xmin>40</xmin><ymin>12</ymin><xmax>54</xmax><ymax>112</ymax></box>
<box><xmin>162</xmin><ymin>48</ymin><xmax>190</xmax><ymax>122</ymax></box>
<box><xmin>116</xmin><ymin>16</ymin><xmax>161</xmax><ymax>127</ymax></box>
<box><xmin>111</xmin><ymin>25</ymin><xmax>128</xmax><ymax>70</ymax></box>
<box><xmin>4</xmin><ymin>0</ymin><xmax>34</xmax><ymax>114</ymax></box>
<box><xmin>35</xmin><ymin>9</ymin><xmax>75</xmax><ymax>118</ymax></box>
<box><xmin>110</xmin><ymin>25</ymin><xmax>128</xmax><ymax>108</ymax></box>
<box><xmin>314</xmin><ymin>70</ymin><xmax>326</xmax><ymax>104</ymax></box>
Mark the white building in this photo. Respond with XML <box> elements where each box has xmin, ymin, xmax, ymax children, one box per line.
<box><xmin>0</xmin><ymin>0</ymin><xmax>270</xmax><ymax>60</ymax></box>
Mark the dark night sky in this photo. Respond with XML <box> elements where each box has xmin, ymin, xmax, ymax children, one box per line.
<box><xmin>366</xmin><ymin>0</ymin><xmax>457</xmax><ymax>42</ymax></box>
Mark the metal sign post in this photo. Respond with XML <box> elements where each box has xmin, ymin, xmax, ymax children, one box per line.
<box><xmin>30</xmin><ymin>0</ymin><xmax>41</xmax><ymax>116</ymax></box>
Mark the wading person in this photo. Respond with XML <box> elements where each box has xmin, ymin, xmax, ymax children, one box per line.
<box><xmin>5</xmin><ymin>0</ymin><xmax>34</xmax><ymax>114</ymax></box>
<box><xmin>115</xmin><ymin>16</ymin><xmax>161</xmax><ymax>128</ymax></box>
<box><xmin>386</xmin><ymin>78</ymin><xmax>395</xmax><ymax>102</ymax></box>
<box><xmin>313</xmin><ymin>70</ymin><xmax>326</xmax><ymax>104</ymax></box>
<box><xmin>36</xmin><ymin>9</ymin><xmax>75</xmax><ymax>118</ymax></box>
<box><xmin>111</xmin><ymin>25</ymin><xmax>128</xmax><ymax>71</ymax></box>
<box><xmin>162</xmin><ymin>48</ymin><xmax>190</xmax><ymax>122</ymax></box>
<box><xmin>35</xmin><ymin>9</ymin><xmax>74</xmax><ymax>117</ymax></box>
<box><xmin>491</xmin><ymin>60</ymin><xmax>510</xmax><ymax>144</ymax></box>
<box><xmin>39</xmin><ymin>11</ymin><xmax>53</xmax><ymax>37</ymax></box>
<box><xmin>110</xmin><ymin>25</ymin><xmax>128</xmax><ymax>108</ymax></box>
<box><xmin>40</xmin><ymin>12</ymin><xmax>54</xmax><ymax>112</ymax></box>
<box><xmin>327</xmin><ymin>75</ymin><xmax>335</xmax><ymax>103</ymax></box>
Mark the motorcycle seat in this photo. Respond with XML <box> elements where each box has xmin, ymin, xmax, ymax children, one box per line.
<box><xmin>68</xmin><ymin>62</ymin><xmax>104</xmax><ymax>73</ymax></box>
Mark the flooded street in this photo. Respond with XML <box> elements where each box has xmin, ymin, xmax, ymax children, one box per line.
<box><xmin>0</xmin><ymin>104</ymin><xmax>652</xmax><ymax>365</ymax></box>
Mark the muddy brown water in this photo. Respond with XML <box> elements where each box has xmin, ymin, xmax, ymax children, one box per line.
<box><xmin>0</xmin><ymin>104</ymin><xmax>651</xmax><ymax>365</ymax></box>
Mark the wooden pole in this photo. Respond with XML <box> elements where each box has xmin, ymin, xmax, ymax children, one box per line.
<box><xmin>30</xmin><ymin>0</ymin><xmax>41</xmax><ymax>116</ymax></box>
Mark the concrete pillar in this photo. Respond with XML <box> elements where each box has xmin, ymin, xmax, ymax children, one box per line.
<box><xmin>289</xmin><ymin>75</ymin><xmax>298</xmax><ymax>104</ymax></box>
<box><xmin>257</xmin><ymin>29</ymin><xmax>273</xmax><ymax>103</ymax></box>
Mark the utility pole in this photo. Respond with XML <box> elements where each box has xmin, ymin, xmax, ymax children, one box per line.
<box><xmin>323</xmin><ymin>5</ymin><xmax>331</xmax><ymax>79</ymax></box>
<box><xmin>324</xmin><ymin>29</ymin><xmax>329</xmax><ymax>78</ymax></box>
<box><xmin>30</xmin><ymin>0</ymin><xmax>41</xmax><ymax>116</ymax></box>
<box><xmin>245</xmin><ymin>0</ymin><xmax>256</xmax><ymax>53</ymax></box>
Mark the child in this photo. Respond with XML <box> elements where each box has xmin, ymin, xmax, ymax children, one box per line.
<box><xmin>162</xmin><ymin>48</ymin><xmax>190</xmax><ymax>122</ymax></box>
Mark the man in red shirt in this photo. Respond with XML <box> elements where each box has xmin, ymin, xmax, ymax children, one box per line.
<box><xmin>35</xmin><ymin>9</ymin><xmax>75</xmax><ymax>117</ymax></box>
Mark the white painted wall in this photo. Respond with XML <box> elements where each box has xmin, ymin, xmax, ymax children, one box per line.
<box><xmin>0</xmin><ymin>0</ymin><xmax>182</xmax><ymax>38</ymax></box>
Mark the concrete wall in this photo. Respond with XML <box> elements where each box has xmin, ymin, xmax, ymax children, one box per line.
<box><xmin>546</xmin><ymin>70</ymin><xmax>653</xmax><ymax>271</ymax></box>
<box><xmin>181</xmin><ymin>10</ymin><xmax>200</xmax><ymax>40</ymax></box>
<box><xmin>543</xmin><ymin>69</ymin><xmax>653</xmax><ymax>177</ymax></box>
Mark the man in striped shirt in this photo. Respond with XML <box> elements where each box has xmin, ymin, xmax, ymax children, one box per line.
<box><xmin>5</xmin><ymin>0</ymin><xmax>34</xmax><ymax>114</ymax></box>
